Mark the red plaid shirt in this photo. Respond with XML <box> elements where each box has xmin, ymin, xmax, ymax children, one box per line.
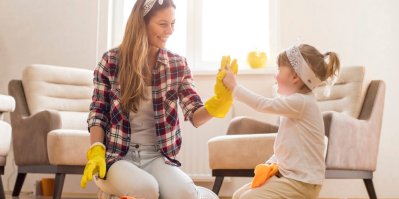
<box><xmin>87</xmin><ymin>48</ymin><xmax>203</xmax><ymax>168</ymax></box>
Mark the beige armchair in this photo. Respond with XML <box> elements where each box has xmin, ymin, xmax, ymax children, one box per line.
<box><xmin>8</xmin><ymin>64</ymin><xmax>92</xmax><ymax>199</ymax></box>
<box><xmin>208</xmin><ymin>66</ymin><xmax>385</xmax><ymax>199</ymax></box>
<box><xmin>0</xmin><ymin>94</ymin><xmax>15</xmax><ymax>199</ymax></box>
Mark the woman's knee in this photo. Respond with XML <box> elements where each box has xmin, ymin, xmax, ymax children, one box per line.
<box><xmin>232</xmin><ymin>191</ymin><xmax>241</xmax><ymax>199</ymax></box>
<box><xmin>97</xmin><ymin>178</ymin><xmax>159</xmax><ymax>199</ymax></box>
<box><xmin>129</xmin><ymin>183</ymin><xmax>159</xmax><ymax>199</ymax></box>
<box><xmin>161</xmin><ymin>182</ymin><xmax>197</xmax><ymax>199</ymax></box>
<box><xmin>98</xmin><ymin>160</ymin><xmax>160</xmax><ymax>199</ymax></box>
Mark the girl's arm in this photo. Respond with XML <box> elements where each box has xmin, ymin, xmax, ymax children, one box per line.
<box><xmin>233</xmin><ymin>85</ymin><xmax>305</xmax><ymax>118</ymax></box>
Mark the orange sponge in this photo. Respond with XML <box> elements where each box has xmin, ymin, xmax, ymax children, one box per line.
<box><xmin>251</xmin><ymin>163</ymin><xmax>278</xmax><ymax>188</ymax></box>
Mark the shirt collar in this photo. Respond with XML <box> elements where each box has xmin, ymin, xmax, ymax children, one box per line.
<box><xmin>155</xmin><ymin>48</ymin><xmax>169</xmax><ymax>68</ymax></box>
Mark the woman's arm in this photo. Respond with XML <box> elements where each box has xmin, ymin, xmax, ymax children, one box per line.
<box><xmin>87</xmin><ymin>51</ymin><xmax>113</xmax><ymax>144</ymax></box>
<box><xmin>89</xmin><ymin>126</ymin><xmax>105</xmax><ymax>145</ymax></box>
<box><xmin>191</xmin><ymin>106</ymin><xmax>213</xmax><ymax>127</ymax></box>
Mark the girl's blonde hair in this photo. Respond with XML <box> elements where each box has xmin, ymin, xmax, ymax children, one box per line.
<box><xmin>118</xmin><ymin>0</ymin><xmax>175</xmax><ymax>112</ymax></box>
<box><xmin>278</xmin><ymin>44</ymin><xmax>340</xmax><ymax>83</ymax></box>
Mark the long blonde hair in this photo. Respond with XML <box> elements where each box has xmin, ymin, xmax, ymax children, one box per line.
<box><xmin>278</xmin><ymin>44</ymin><xmax>340</xmax><ymax>83</ymax></box>
<box><xmin>118</xmin><ymin>0</ymin><xmax>175</xmax><ymax>112</ymax></box>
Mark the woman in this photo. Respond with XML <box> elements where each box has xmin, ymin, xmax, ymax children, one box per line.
<box><xmin>80</xmin><ymin>0</ymin><xmax>235</xmax><ymax>198</ymax></box>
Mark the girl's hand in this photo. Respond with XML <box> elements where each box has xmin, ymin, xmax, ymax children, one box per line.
<box><xmin>223</xmin><ymin>66</ymin><xmax>237</xmax><ymax>91</ymax></box>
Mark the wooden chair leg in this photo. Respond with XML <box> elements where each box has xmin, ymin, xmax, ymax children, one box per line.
<box><xmin>364</xmin><ymin>179</ymin><xmax>377</xmax><ymax>199</ymax></box>
<box><xmin>0</xmin><ymin>175</ymin><xmax>5</xmax><ymax>199</ymax></box>
<box><xmin>212</xmin><ymin>176</ymin><xmax>224</xmax><ymax>195</ymax></box>
<box><xmin>12</xmin><ymin>173</ymin><xmax>26</xmax><ymax>196</ymax></box>
<box><xmin>53</xmin><ymin>173</ymin><xmax>66</xmax><ymax>199</ymax></box>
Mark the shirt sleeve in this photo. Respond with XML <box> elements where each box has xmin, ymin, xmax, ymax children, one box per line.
<box><xmin>87</xmin><ymin>52</ymin><xmax>111</xmax><ymax>132</ymax></box>
<box><xmin>178</xmin><ymin>57</ymin><xmax>204</xmax><ymax>123</ymax></box>
<box><xmin>233</xmin><ymin>84</ymin><xmax>305</xmax><ymax>119</ymax></box>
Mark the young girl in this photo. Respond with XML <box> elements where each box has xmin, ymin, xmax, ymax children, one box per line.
<box><xmin>222</xmin><ymin>44</ymin><xmax>340</xmax><ymax>199</ymax></box>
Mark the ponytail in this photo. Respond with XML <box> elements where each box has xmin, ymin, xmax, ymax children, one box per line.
<box><xmin>297</xmin><ymin>44</ymin><xmax>341</xmax><ymax>82</ymax></box>
<box><xmin>323</xmin><ymin>52</ymin><xmax>340</xmax><ymax>80</ymax></box>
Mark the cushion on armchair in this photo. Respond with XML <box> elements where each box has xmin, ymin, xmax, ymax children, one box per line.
<box><xmin>313</xmin><ymin>66</ymin><xmax>366</xmax><ymax>118</ymax></box>
<box><xmin>47</xmin><ymin>129</ymin><xmax>90</xmax><ymax>165</ymax></box>
<box><xmin>22</xmin><ymin>64</ymin><xmax>93</xmax><ymax>130</ymax></box>
<box><xmin>0</xmin><ymin>94</ymin><xmax>15</xmax><ymax>166</ymax></box>
<box><xmin>0</xmin><ymin>121</ymin><xmax>11</xmax><ymax>166</ymax></box>
<box><xmin>0</xmin><ymin>94</ymin><xmax>16</xmax><ymax>113</ymax></box>
<box><xmin>209</xmin><ymin>134</ymin><xmax>275</xmax><ymax>169</ymax></box>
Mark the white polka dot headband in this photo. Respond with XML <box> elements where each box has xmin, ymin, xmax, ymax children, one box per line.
<box><xmin>143</xmin><ymin>0</ymin><xmax>164</xmax><ymax>16</ymax></box>
<box><xmin>285</xmin><ymin>45</ymin><xmax>322</xmax><ymax>90</ymax></box>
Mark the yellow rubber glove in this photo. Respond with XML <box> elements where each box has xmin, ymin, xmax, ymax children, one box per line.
<box><xmin>251</xmin><ymin>163</ymin><xmax>278</xmax><ymax>188</ymax></box>
<box><xmin>80</xmin><ymin>143</ymin><xmax>106</xmax><ymax>188</ymax></box>
<box><xmin>204</xmin><ymin>56</ymin><xmax>238</xmax><ymax>118</ymax></box>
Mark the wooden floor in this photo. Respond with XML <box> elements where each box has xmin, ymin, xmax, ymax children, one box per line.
<box><xmin>3</xmin><ymin>194</ymin><xmax>232</xmax><ymax>199</ymax></box>
<box><xmin>5</xmin><ymin>196</ymin><xmax>92</xmax><ymax>199</ymax></box>
<box><xmin>3</xmin><ymin>192</ymin><xmax>233</xmax><ymax>199</ymax></box>
<box><xmin>6</xmin><ymin>194</ymin><xmax>397</xmax><ymax>199</ymax></box>
<box><xmin>6</xmin><ymin>193</ymin><xmax>396</xmax><ymax>199</ymax></box>
<box><xmin>4</xmin><ymin>192</ymin><xmax>96</xmax><ymax>199</ymax></box>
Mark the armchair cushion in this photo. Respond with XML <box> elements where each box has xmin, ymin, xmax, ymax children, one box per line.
<box><xmin>226</xmin><ymin>116</ymin><xmax>278</xmax><ymax>135</ymax></box>
<box><xmin>0</xmin><ymin>94</ymin><xmax>16</xmax><ymax>113</ymax></box>
<box><xmin>313</xmin><ymin>66</ymin><xmax>366</xmax><ymax>118</ymax></box>
<box><xmin>208</xmin><ymin>134</ymin><xmax>276</xmax><ymax>169</ymax></box>
<box><xmin>22</xmin><ymin>64</ymin><xmax>92</xmax><ymax>130</ymax></box>
<box><xmin>0</xmin><ymin>94</ymin><xmax>14</xmax><ymax>166</ymax></box>
<box><xmin>0</xmin><ymin>121</ymin><xmax>11</xmax><ymax>166</ymax></box>
<box><xmin>47</xmin><ymin>129</ymin><xmax>90</xmax><ymax>165</ymax></box>
<box><xmin>208</xmin><ymin>116</ymin><xmax>279</xmax><ymax>170</ymax></box>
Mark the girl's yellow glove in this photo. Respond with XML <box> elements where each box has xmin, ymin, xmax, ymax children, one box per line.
<box><xmin>251</xmin><ymin>163</ymin><xmax>278</xmax><ymax>188</ymax></box>
<box><xmin>205</xmin><ymin>56</ymin><xmax>238</xmax><ymax>118</ymax></box>
<box><xmin>80</xmin><ymin>143</ymin><xmax>106</xmax><ymax>188</ymax></box>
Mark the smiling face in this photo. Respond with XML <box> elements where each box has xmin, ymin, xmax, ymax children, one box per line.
<box><xmin>146</xmin><ymin>6</ymin><xmax>175</xmax><ymax>49</ymax></box>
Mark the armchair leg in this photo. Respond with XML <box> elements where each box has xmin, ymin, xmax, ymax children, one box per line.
<box><xmin>364</xmin><ymin>179</ymin><xmax>377</xmax><ymax>199</ymax></box>
<box><xmin>12</xmin><ymin>173</ymin><xmax>26</xmax><ymax>196</ymax></box>
<box><xmin>53</xmin><ymin>173</ymin><xmax>66</xmax><ymax>199</ymax></box>
<box><xmin>212</xmin><ymin>176</ymin><xmax>224</xmax><ymax>195</ymax></box>
<box><xmin>0</xmin><ymin>175</ymin><xmax>5</xmax><ymax>199</ymax></box>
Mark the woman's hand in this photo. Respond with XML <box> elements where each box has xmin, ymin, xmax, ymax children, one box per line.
<box><xmin>80</xmin><ymin>143</ymin><xmax>106</xmax><ymax>188</ymax></box>
<box><xmin>204</xmin><ymin>56</ymin><xmax>238</xmax><ymax>118</ymax></box>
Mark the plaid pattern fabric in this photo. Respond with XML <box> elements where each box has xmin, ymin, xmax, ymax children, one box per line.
<box><xmin>87</xmin><ymin>48</ymin><xmax>203</xmax><ymax>168</ymax></box>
